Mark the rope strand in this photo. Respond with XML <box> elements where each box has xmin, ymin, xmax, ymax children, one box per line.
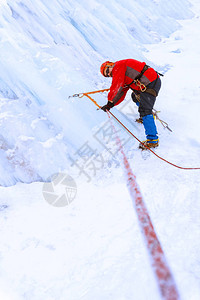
<box><xmin>108</xmin><ymin>111</ymin><xmax>200</xmax><ymax>170</ymax></box>
<box><xmin>71</xmin><ymin>90</ymin><xmax>200</xmax><ymax>171</ymax></box>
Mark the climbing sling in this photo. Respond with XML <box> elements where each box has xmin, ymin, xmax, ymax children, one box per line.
<box><xmin>125</xmin><ymin>64</ymin><xmax>163</xmax><ymax>97</ymax></box>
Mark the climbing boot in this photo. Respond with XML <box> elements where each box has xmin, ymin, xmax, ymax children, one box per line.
<box><xmin>139</xmin><ymin>139</ymin><xmax>159</xmax><ymax>150</ymax></box>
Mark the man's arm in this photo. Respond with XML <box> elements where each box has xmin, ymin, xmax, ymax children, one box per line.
<box><xmin>108</xmin><ymin>63</ymin><xmax>128</xmax><ymax>106</ymax></box>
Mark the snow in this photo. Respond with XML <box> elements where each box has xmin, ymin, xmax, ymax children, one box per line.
<box><xmin>0</xmin><ymin>0</ymin><xmax>200</xmax><ymax>299</ymax></box>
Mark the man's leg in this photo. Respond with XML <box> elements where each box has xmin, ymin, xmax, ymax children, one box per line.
<box><xmin>131</xmin><ymin>92</ymin><xmax>143</xmax><ymax>123</ymax></box>
<box><xmin>138</xmin><ymin>78</ymin><xmax>161</xmax><ymax>148</ymax></box>
<box><xmin>131</xmin><ymin>91</ymin><xmax>140</xmax><ymax>107</ymax></box>
<box><xmin>139</xmin><ymin>94</ymin><xmax>159</xmax><ymax>142</ymax></box>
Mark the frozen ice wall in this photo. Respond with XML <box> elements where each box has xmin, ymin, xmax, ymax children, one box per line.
<box><xmin>0</xmin><ymin>0</ymin><xmax>193</xmax><ymax>186</ymax></box>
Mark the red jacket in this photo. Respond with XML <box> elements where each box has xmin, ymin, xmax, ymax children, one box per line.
<box><xmin>108</xmin><ymin>59</ymin><xmax>158</xmax><ymax>105</ymax></box>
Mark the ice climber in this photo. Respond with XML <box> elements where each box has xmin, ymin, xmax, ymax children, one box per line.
<box><xmin>100</xmin><ymin>59</ymin><xmax>162</xmax><ymax>149</ymax></box>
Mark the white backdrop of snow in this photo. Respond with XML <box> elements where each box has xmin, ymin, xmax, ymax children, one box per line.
<box><xmin>0</xmin><ymin>0</ymin><xmax>200</xmax><ymax>300</ymax></box>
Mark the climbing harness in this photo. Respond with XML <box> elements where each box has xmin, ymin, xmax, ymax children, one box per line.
<box><xmin>125</xmin><ymin>64</ymin><xmax>149</xmax><ymax>91</ymax></box>
<box><xmin>134</xmin><ymin>79</ymin><xmax>147</xmax><ymax>92</ymax></box>
<box><xmin>125</xmin><ymin>64</ymin><xmax>163</xmax><ymax>97</ymax></box>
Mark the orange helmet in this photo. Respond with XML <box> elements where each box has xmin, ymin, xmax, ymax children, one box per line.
<box><xmin>100</xmin><ymin>61</ymin><xmax>115</xmax><ymax>77</ymax></box>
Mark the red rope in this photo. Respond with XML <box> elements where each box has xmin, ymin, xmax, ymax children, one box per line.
<box><xmin>108</xmin><ymin>111</ymin><xmax>200</xmax><ymax>170</ymax></box>
<box><xmin>78</xmin><ymin>91</ymin><xmax>200</xmax><ymax>170</ymax></box>
<box><xmin>107</xmin><ymin>112</ymin><xmax>180</xmax><ymax>300</ymax></box>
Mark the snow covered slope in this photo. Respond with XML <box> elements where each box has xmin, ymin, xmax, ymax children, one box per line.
<box><xmin>0</xmin><ymin>0</ymin><xmax>193</xmax><ymax>185</ymax></box>
<box><xmin>0</xmin><ymin>1</ymin><xmax>200</xmax><ymax>300</ymax></box>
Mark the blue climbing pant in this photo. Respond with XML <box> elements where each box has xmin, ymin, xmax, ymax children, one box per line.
<box><xmin>143</xmin><ymin>114</ymin><xmax>158</xmax><ymax>141</ymax></box>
